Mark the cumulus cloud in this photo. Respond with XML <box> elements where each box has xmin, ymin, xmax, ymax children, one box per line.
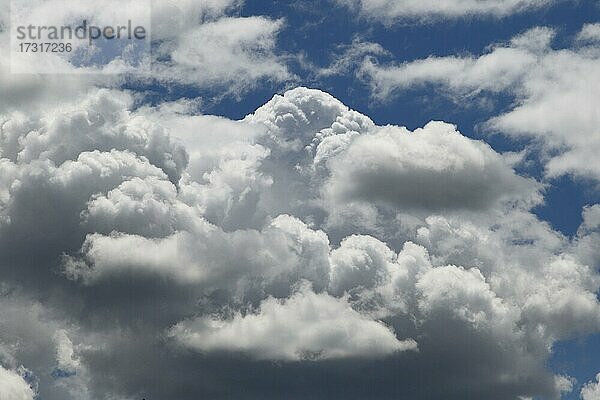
<box><xmin>0</xmin><ymin>0</ymin><xmax>108</xmax><ymax>113</ymax></box>
<box><xmin>572</xmin><ymin>204</ymin><xmax>600</xmax><ymax>272</ymax></box>
<box><xmin>577</xmin><ymin>23</ymin><xmax>600</xmax><ymax>43</ymax></box>
<box><xmin>321</xmin><ymin>121</ymin><xmax>541</xmax><ymax>212</ymax></box>
<box><xmin>362</xmin><ymin>28</ymin><xmax>554</xmax><ymax>98</ymax></box>
<box><xmin>0</xmin><ymin>0</ymin><xmax>290</xmax><ymax>95</ymax></box>
<box><xmin>170</xmin><ymin>283</ymin><xmax>417</xmax><ymax>361</ymax></box>
<box><xmin>416</xmin><ymin>265</ymin><xmax>512</xmax><ymax>330</ymax></box>
<box><xmin>149</xmin><ymin>0</ymin><xmax>293</xmax><ymax>90</ymax></box>
<box><xmin>329</xmin><ymin>234</ymin><xmax>398</xmax><ymax>297</ymax></box>
<box><xmin>65</xmin><ymin>214</ymin><xmax>331</xmax><ymax>299</ymax></box>
<box><xmin>0</xmin><ymin>86</ymin><xmax>598</xmax><ymax>400</ymax></box>
<box><xmin>581</xmin><ymin>205</ymin><xmax>600</xmax><ymax>231</ymax></box>
<box><xmin>582</xmin><ymin>374</ymin><xmax>600</xmax><ymax>400</ymax></box>
<box><xmin>162</xmin><ymin>16</ymin><xmax>291</xmax><ymax>90</ymax></box>
<box><xmin>361</xmin><ymin>27</ymin><xmax>553</xmax><ymax>98</ymax></box>
<box><xmin>239</xmin><ymin>87</ymin><xmax>541</xmax><ymax>236</ymax></box>
<box><xmin>337</xmin><ymin>0</ymin><xmax>560</xmax><ymax>21</ymax></box>
<box><xmin>361</xmin><ymin>26</ymin><xmax>600</xmax><ymax>181</ymax></box>
<box><xmin>0</xmin><ymin>292</ymin><xmax>89</xmax><ymax>400</ymax></box>
<box><xmin>0</xmin><ymin>366</ymin><xmax>35</xmax><ymax>400</ymax></box>
<box><xmin>314</xmin><ymin>38</ymin><xmax>389</xmax><ymax>77</ymax></box>
<box><xmin>53</xmin><ymin>330</ymin><xmax>80</xmax><ymax>377</ymax></box>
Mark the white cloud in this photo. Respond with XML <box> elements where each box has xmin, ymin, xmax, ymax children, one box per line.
<box><xmin>320</xmin><ymin>121</ymin><xmax>541</xmax><ymax>213</ymax></box>
<box><xmin>416</xmin><ymin>266</ymin><xmax>512</xmax><ymax>330</ymax></box>
<box><xmin>0</xmin><ymin>294</ymin><xmax>87</xmax><ymax>400</ymax></box>
<box><xmin>151</xmin><ymin>0</ymin><xmax>242</xmax><ymax>40</ymax></box>
<box><xmin>170</xmin><ymin>283</ymin><xmax>417</xmax><ymax>360</ymax></box>
<box><xmin>239</xmin><ymin>87</ymin><xmax>542</xmax><ymax>237</ymax></box>
<box><xmin>338</xmin><ymin>0</ymin><xmax>560</xmax><ymax>21</ymax></box>
<box><xmin>0</xmin><ymin>0</ymin><xmax>290</xmax><ymax>93</ymax></box>
<box><xmin>577</xmin><ymin>23</ymin><xmax>600</xmax><ymax>43</ymax></box>
<box><xmin>159</xmin><ymin>16</ymin><xmax>292</xmax><ymax>91</ymax></box>
<box><xmin>315</xmin><ymin>38</ymin><xmax>389</xmax><ymax>77</ymax></box>
<box><xmin>582</xmin><ymin>374</ymin><xmax>600</xmax><ymax>400</ymax></box>
<box><xmin>65</xmin><ymin>214</ymin><xmax>332</xmax><ymax>298</ymax></box>
<box><xmin>149</xmin><ymin>0</ymin><xmax>292</xmax><ymax>90</ymax></box>
<box><xmin>0</xmin><ymin>86</ymin><xmax>598</xmax><ymax>400</ymax></box>
<box><xmin>0</xmin><ymin>0</ymin><xmax>109</xmax><ymax>113</ymax></box>
<box><xmin>83</xmin><ymin>177</ymin><xmax>191</xmax><ymax>237</ymax></box>
<box><xmin>0</xmin><ymin>366</ymin><xmax>35</xmax><ymax>400</ymax></box>
<box><xmin>572</xmin><ymin>205</ymin><xmax>600</xmax><ymax>280</ymax></box>
<box><xmin>246</xmin><ymin>87</ymin><xmax>373</xmax><ymax>152</ymax></box>
<box><xmin>555</xmin><ymin>375</ymin><xmax>575</xmax><ymax>397</ymax></box>
<box><xmin>361</xmin><ymin>27</ymin><xmax>600</xmax><ymax>181</ymax></box>
<box><xmin>329</xmin><ymin>238</ymin><xmax>431</xmax><ymax>317</ymax></box>
<box><xmin>0</xmin><ymin>89</ymin><xmax>188</xmax><ymax>182</ymax></box>
<box><xmin>329</xmin><ymin>234</ymin><xmax>397</xmax><ymax>296</ymax></box>
<box><xmin>361</xmin><ymin>27</ymin><xmax>553</xmax><ymax>98</ymax></box>
<box><xmin>1</xmin><ymin>0</ymin><xmax>597</xmax><ymax>398</ymax></box>
<box><xmin>53</xmin><ymin>330</ymin><xmax>80</xmax><ymax>375</ymax></box>
<box><xmin>415</xmin><ymin>212</ymin><xmax>600</xmax><ymax>341</ymax></box>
